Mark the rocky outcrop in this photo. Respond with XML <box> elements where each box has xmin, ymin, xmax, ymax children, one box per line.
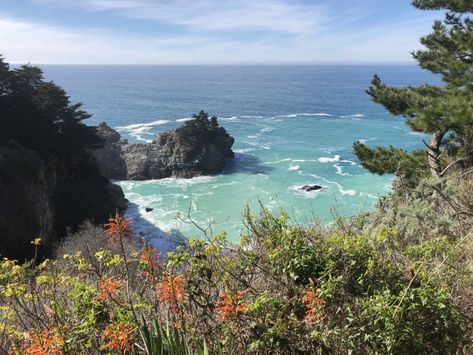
<box><xmin>299</xmin><ymin>185</ymin><xmax>323</xmax><ymax>192</ymax></box>
<box><xmin>93</xmin><ymin>122</ymin><xmax>128</xmax><ymax>179</ymax></box>
<box><xmin>93</xmin><ymin>120</ymin><xmax>235</xmax><ymax>180</ymax></box>
<box><xmin>0</xmin><ymin>141</ymin><xmax>127</xmax><ymax>261</ymax></box>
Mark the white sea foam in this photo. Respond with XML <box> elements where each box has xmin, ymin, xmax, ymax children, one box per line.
<box><xmin>176</xmin><ymin>117</ymin><xmax>193</xmax><ymax>122</ymax></box>
<box><xmin>265</xmin><ymin>158</ymin><xmax>292</xmax><ymax>164</ymax></box>
<box><xmin>291</xmin><ymin>159</ymin><xmax>318</xmax><ymax>163</ymax></box>
<box><xmin>358</xmin><ymin>137</ymin><xmax>378</xmax><ymax>144</ymax></box>
<box><xmin>234</xmin><ymin>148</ymin><xmax>255</xmax><ymax>153</ymax></box>
<box><xmin>116</xmin><ymin>120</ymin><xmax>170</xmax><ymax>131</ymax></box>
<box><xmin>297</xmin><ymin>171</ymin><xmax>357</xmax><ymax>197</ymax></box>
<box><xmin>341</xmin><ymin>159</ymin><xmax>357</xmax><ymax>166</ymax></box>
<box><xmin>241</xmin><ymin>115</ymin><xmax>263</xmax><ymax>119</ymax></box>
<box><xmin>340</xmin><ymin>113</ymin><xmax>365</xmax><ymax>119</ymax></box>
<box><xmin>270</xmin><ymin>114</ymin><xmax>294</xmax><ymax>119</ymax></box>
<box><xmin>244</xmin><ymin>141</ymin><xmax>271</xmax><ymax>150</ymax></box>
<box><xmin>247</xmin><ymin>135</ymin><xmax>259</xmax><ymax>139</ymax></box>
<box><xmin>408</xmin><ymin>131</ymin><xmax>429</xmax><ymax>137</ymax></box>
<box><xmin>218</xmin><ymin>116</ymin><xmax>239</xmax><ymax>122</ymax></box>
<box><xmin>288</xmin><ymin>165</ymin><xmax>300</xmax><ymax>171</ymax></box>
<box><xmin>334</xmin><ymin>164</ymin><xmax>351</xmax><ymax>176</ymax></box>
<box><xmin>119</xmin><ymin>176</ymin><xmax>217</xmax><ymax>190</ymax></box>
<box><xmin>297</xmin><ymin>112</ymin><xmax>333</xmax><ymax>117</ymax></box>
<box><xmin>272</xmin><ymin>112</ymin><xmax>334</xmax><ymax>119</ymax></box>
<box><xmin>289</xmin><ymin>184</ymin><xmax>324</xmax><ymax>199</ymax></box>
<box><xmin>318</xmin><ymin>155</ymin><xmax>341</xmax><ymax>163</ymax></box>
<box><xmin>118</xmin><ymin>195</ymin><xmax>185</xmax><ymax>254</ymax></box>
<box><xmin>261</xmin><ymin>128</ymin><xmax>272</xmax><ymax>133</ymax></box>
<box><xmin>115</xmin><ymin>120</ymin><xmax>171</xmax><ymax>142</ymax></box>
<box><xmin>320</xmin><ymin>147</ymin><xmax>343</xmax><ymax>154</ymax></box>
<box><xmin>340</xmin><ymin>189</ymin><xmax>357</xmax><ymax>196</ymax></box>
<box><xmin>360</xmin><ymin>192</ymin><xmax>378</xmax><ymax>199</ymax></box>
<box><xmin>156</xmin><ymin>176</ymin><xmax>217</xmax><ymax>187</ymax></box>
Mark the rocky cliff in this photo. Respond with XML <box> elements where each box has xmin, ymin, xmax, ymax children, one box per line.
<box><xmin>93</xmin><ymin>117</ymin><xmax>235</xmax><ymax>180</ymax></box>
<box><xmin>0</xmin><ymin>141</ymin><xmax>127</xmax><ymax>261</ymax></box>
<box><xmin>0</xmin><ymin>58</ymin><xmax>129</xmax><ymax>261</ymax></box>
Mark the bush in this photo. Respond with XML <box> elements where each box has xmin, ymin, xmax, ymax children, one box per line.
<box><xmin>0</xmin><ymin>191</ymin><xmax>471</xmax><ymax>354</ymax></box>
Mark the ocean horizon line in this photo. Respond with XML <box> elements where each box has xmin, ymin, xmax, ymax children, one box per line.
<box><xmin>10</xmin><ymin>61</ymin><xmax>417</xmax><ymax>67</ymax></box>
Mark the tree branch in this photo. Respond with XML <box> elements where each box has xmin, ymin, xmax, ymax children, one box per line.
<box><xmin>439</xmin><ymin>157</ymin><xmax>464</xmax><ymax>177</ymax></box>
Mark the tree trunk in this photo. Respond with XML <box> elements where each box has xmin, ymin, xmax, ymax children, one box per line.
<box><xmin>462</xmin><ymin>134</ymin><xmax>473</xmax><ymax>167</ymax></box>
<box><xmin>427</xmin><ymin>130</ymin><xmax>445</xmax><ymax>178</ymax></box>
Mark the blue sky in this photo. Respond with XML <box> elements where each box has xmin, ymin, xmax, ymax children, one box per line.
<box><xmin>0</xmin><ymin>0</ymin><xmax>443</xmax><ymax>64</ymax></box>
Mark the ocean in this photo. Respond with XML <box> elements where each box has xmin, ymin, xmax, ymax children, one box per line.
<box><xmin>40</xmin><ymin>65</ymin><xmax>439</xmax><ymax>249</ymax></box>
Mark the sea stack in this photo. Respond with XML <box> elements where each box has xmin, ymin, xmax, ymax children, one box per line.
<box><xmin>92</xmin><ymin>112</ymin><xmax>235</xmax><ymax>180</ymax></box>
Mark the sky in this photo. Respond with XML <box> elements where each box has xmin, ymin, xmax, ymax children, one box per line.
<box><xmin>0</xmin><ymin>0</ymin><xmax>444</xmax><ymax>65</ymax></box>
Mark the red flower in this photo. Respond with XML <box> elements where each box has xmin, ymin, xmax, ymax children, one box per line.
<box><xmin>302</xmin><ymin>287</ymin><xmax>325</xmax><ymax>323</ymax></box>
<box><xmin>140</xmin><ymin>244</ymin><xmax>161</xmax><ymax>277</ymax></box>
<box><xmin>96</xmin><ymin>277</ymin><xmax>121</xmax><ymax>301</ymax></box>
<box><xmin>104</xmin><ymin>212</ymin><xmax>132</xmax><ymax>244</ymax></box>
<box><xmin>216</xmin><ymin>289</ymin><xmax>248</xmax><ymax>320</ymax></box>
<box><xmin>103</xmin><ymin>322</ymin><xmax>134</xmax><ymax>354</ymax></box>
<box><xmin>157</xmin><ymin>275</ymin><xmax>185</xmax><ymax>314</ymax></box>
<box><xmin>23</xmin><ymin>328</ymin><xmax>63</xmax><ymax>355</ymax></box>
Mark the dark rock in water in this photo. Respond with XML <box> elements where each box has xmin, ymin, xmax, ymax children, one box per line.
<box><xmin>145</xmin><ymin>207</ymin><xmax>153</xmax><ymax>212</ymax></box>
<box><xmin>299</xmin><ymin>185</ymin><xmax>322</xmax><ymax>192</ymax></box>
<box><xmin>93</xmin><ymin>118</ymin><xmax>235</xmax><ymax>180</ymax></box>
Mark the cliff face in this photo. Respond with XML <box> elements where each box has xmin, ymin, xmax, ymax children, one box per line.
<box><xmin>93</xmin><ymin>122</ymin><xmax>234</xmax><ymax>180</ymax></box>
<box><xmin>0</xmin><ymin>141</ymin><xmax>127</xmax><ymax>260</ymax></box>
<box><xmin>93</xmin><ymin>122</ymin><xmax>128</xmax><ymax>180</ymax></box>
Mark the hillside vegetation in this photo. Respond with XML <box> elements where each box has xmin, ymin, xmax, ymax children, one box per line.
<box><xmin>1</xmin><ymin>0</ymin><xmax>473</xmax><ymax>354</ymax></box>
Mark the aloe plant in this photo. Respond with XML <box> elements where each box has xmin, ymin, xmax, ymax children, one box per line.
<box><xmin>135</xmin><ymin>317</ymin><xmax>229</xmax><ymax>355</ymax></box>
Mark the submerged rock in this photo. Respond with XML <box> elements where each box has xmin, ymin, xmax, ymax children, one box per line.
<box><xmin>299</xmin><ymin>185</ymin><xmax>322</xmax><ymax>192</ymax></box>
<box><xmin>93</xmin><ymin>117</ymin><xmax>235</xmax><ymax>180</ymax></box>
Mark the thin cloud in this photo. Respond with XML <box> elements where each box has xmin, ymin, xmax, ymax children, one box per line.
<box><xmin>0</xmin><ymin>0</ymin><xmax>441</xmax><ymax>64</ymax></box>
<box><xmin>37</xmin><ymin>0</ymin><xmax>330</xmax><ymax>35</ymax></box>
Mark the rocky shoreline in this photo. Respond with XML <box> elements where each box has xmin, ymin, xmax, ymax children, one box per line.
<box><xmin>92</xmin><ymin>113</ymin><xmax>235</xmax><ymax>181</ymax></box>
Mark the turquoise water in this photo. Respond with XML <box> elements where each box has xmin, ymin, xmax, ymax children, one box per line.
<box><xmin>41</xmin><ymin>65</ymin><xmax>438</xmax><ymax>247</ymax></box>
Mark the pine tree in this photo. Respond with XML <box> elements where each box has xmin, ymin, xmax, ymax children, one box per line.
<box><xmin>354</xmin><ymin>1</ymin><xmax>473</xmax><ymax>181</ymax></box>
<box><xmin>0</xmin><ymin>56</ymin><xmax>101</xmax><ymax>153</ymax></box>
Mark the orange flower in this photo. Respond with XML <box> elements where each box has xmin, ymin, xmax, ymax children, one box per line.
<box><xmin>140</xmin><ymin>244</ymin><xmax>161</xmax><ymax>276</ymax></box>
<box><xmin>23</xmin><ymin>328</ymin><xmax>63</xmax><ymax>355</ymax></box>
<box><xmin>157</xmin><ymin>275</ymin><xmax>185</xmax><ymax>314</ymax></box>
<box><xmin>216</xmin><ymin>289</ymin><xmax>248</xmax><ymax>320</ymax></box>
<box><xmin>302</xmin><ymin>287</ymin><xmax>325</xmax><ymax>323</ymax></box>
<box><xmin>104</xmin><ymin>212</ymin><xmax>132</xmax><ymax>244</ymax></box>
<box><xmin>102</xmin><ymin>322</ymin><xmax>134</xmax><ymax>354</ymax></box>
<box><xmin>96</xmin><ymin>277</ymin><xmax>121</xmax><ymax>301</ymax></box>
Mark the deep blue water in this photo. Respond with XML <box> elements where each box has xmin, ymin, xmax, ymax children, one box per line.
<box><xmin>40</xmin><ymin>65</ymin><xmax>439</xmax><ymax>248</ymax></box>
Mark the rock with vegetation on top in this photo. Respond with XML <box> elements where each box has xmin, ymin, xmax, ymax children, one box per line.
<box><xmin>93</xmin><ymin>111</ymin><xmax>235</xmax><ymax>180</ymax></box>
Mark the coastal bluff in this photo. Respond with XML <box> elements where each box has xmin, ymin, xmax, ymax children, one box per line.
<box><xmin>93</xmin><ymin>113</ymin><xmax>235</xmax><ymax>180</ymax></box>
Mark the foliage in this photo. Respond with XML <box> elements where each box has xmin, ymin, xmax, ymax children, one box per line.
<box><xmin>353</xmin><ymin>142</ymin><xmax>429</xmax><ymax>188</ymax></box>
<box><xmin>1</xmin><ymin>186</ymin><xmax>471</xmax><ymax>354</ymax></box>
<box><xmin>0</xmin><ymin>56</ymin><xmax>102</xmax><ymax>154</ymax></box>
<box><xmin>176</xmin><ymin>111</ymin><xmax>222</xmax><ymax>139</ymax></box>
<box><xmin>354</xmin><ymin>2</ymin><xmax>473</xmax><ymax>179</ymax></box>
<box><xmin>1</xmin><ymin>3</ymin><xmax>473</xmax><ymax>352</ymax></box>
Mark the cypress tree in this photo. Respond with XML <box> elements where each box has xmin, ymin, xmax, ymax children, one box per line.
<box><xmin>354</xmin><ymin>0</ymin><xmax>473</xmax><ymax>181</ymax></box>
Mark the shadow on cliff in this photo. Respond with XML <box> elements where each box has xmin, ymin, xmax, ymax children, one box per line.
<box><xmin>224</xmin><ymin>153</ymin><xmax>273</xmax><ymax>175</ymax></box>
<box><xmin>126</xmin><ymin>202</ymin><xmax>187</xmax><ymax>255</ymax></box>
